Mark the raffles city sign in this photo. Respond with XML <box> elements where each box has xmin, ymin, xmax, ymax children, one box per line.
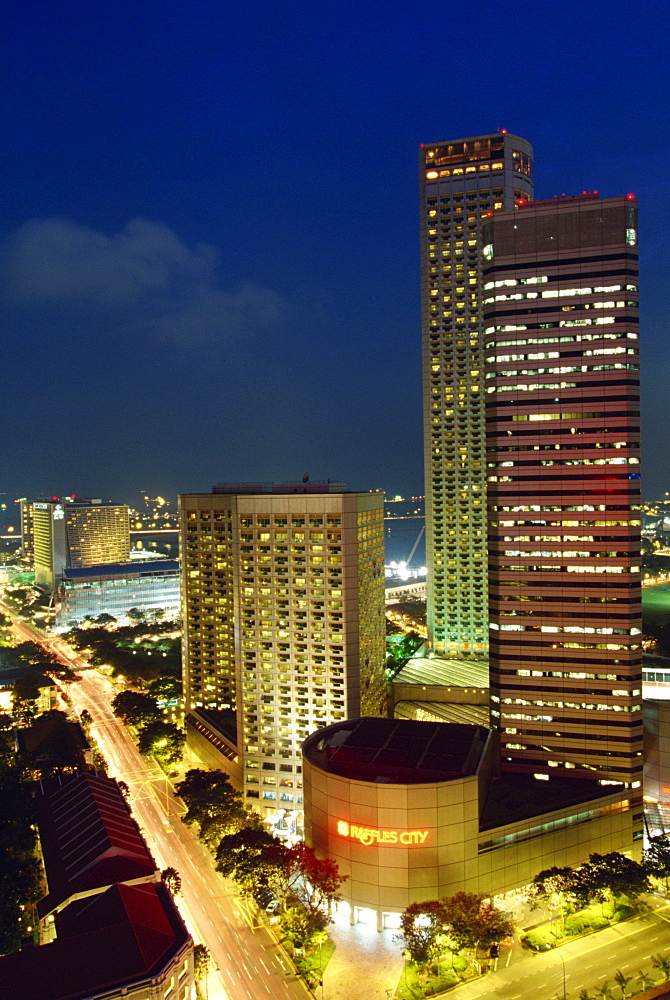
<box><xmin>336</xmin><ymin>820</ymin><xmax>429</xmax><ymax>846</ymax></box>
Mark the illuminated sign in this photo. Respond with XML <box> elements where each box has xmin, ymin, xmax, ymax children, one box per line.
<box><xmin>336</xmin><ymin>820</ymin><xmax>429</xmax><ymax>846</ymax></box>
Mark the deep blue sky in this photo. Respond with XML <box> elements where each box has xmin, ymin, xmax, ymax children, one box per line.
<box><xmin>1</xmin><ymin>0</ymin><xmax>668</xmax><ymax>512</ymax></box>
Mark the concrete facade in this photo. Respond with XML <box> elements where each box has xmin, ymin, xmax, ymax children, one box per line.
<box><xmin>304</xmin><ymin>718</ymin><xmax>639</xmax><ymax>931</ymax></box>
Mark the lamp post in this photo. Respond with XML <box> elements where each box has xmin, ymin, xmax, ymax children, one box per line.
<box><xmin>554</xmin><ymin>947</ymin><xmax>566</xmax><ymax>1000</ymax></box>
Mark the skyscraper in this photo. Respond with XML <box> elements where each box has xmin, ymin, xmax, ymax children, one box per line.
<box><xmin>180</xmin><ymin>482</ymin><xmax>386</xmax><ymax>825</ymax></box>
<box><xmin>420</xmin><ymin>132</ymin><xmax>533</xmax><ymax>658</ymax></box>
<box><xmin>32</xmin><ymin>499</ymin><xmax>130</xmax><ymax>591</ymax></box>
<box><xmin>484</xmin><ymin>193</ymin><xmax>643</xmax><ymax>786</ymax></box>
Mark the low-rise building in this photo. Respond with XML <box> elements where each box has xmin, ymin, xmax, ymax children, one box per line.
<box><xmin>0</xmin><ymin>771</ymin><xmax>194</xmax><ymax>1000</ymax></box>
<box><xmin>55</xmin><ymin>558</ymin><xmax>180</xmax><ymax>628</ymax></box>
<box><xmin>303</xmin><ymin>717</ymin><xmax>640</xmax><ymax>931</ymax></box>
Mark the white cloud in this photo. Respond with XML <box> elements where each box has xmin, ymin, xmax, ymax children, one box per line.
<box><xmin>1</xmin><ymin>216</ymin><xmax>285</xmax><ymax>344</ymax></box>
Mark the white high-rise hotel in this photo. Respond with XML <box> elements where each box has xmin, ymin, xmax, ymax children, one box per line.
<box><xmin>420</xmin><ymin>133</ymin><xmax>533</xmax><ymax>657</ymax></box>
<box><xmin>180</xmin><ymin>482</ymin><xmax>386</xmax><ymax>824</ymax></box>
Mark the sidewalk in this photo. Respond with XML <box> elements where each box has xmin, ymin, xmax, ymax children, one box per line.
<box><xmin>319</xmin><ymin>902</ymin><xmax>670</xmax><ymax>1000</ymax></box>
<box><xmin>323</xmin><ymin>915</ymin><xmax>404</xmax><ymax>1000</ymax></box>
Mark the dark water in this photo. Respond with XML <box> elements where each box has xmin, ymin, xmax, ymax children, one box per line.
<box><xmin>132</xmin><ymin>519</ymin><xmax>428</xmax><ymax>571</ymax></box>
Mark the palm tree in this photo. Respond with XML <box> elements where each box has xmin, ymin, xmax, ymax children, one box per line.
<box><xmin>594</xmin><ymin>982</ymin><xmax>613</xmax><ymax>1000</ymax></box>
<box><xmin>652</xmin><ymin>954</ymin><xmax>670</xmax><ymax>982</ymax></box>
<box><xmin>636</xmin><ymin>968</ymin><xmax>655</xmax><ymax>991</ymax></box>
<box><xmin>613</xmin><ymin>970</ymin><xmax>633</xmax><ymax>997</ymax></box>
<box><xmin>579</xmin><ymin>990</ymin><xmax>591</xmax><ymax>1000</ymax></box>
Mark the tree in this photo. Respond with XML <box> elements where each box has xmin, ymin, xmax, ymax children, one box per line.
<box><xmin>112</xmin><ymin>690</ymin><xmax>161</xmax><ymax>728</ymax></box>
<box><xmin>645</xmin><ymin>836</ymin><xmax>670</xmax><ymax>892</ymax></box>
<box><xmin>636</xmin><ymin>968</ymin><xmax>655</xmax><ymax>991</ymax></box>
<box><xmin>528</xmin><ymin>866</ymin><xmax>576</xmax><ymax>924</ymax></box>
<box><xmin>161</xmin><ymin>867</ymin><xmax>182</xmax><ymax>896</ymax></box>
<box><xmin>127</xmin><ymin>607</ymin><xmax>146</xmax><ymax>624</ymax></box>
<box><xmin>441</xmin><ymin>892</ymin><xmax>512</xmax><ymax>952</ymax></box>
<box><xmin>216</xmin><ymin>826</ymin><xmax>284</xmax><ymax>897</ymax></box>
<box><xmin>652</xmin><ymin>954</ymin><xmax>670</xmax><ymax>982</ymax></box>
<box><xmin>177</xmin><ymin>769</ymin><xmax>250</xmax><ymax>846</ymax></box>
<box><xmin>193</xmin><ymin>943</ymin><xmax>211</xmax><ymax>982</ymax></box>
<box><xmin>614</xmin><ymin>969</ymin><xmax>633</xmax><ymax>998</ymax></box>
<box><xmin>583</xmin><ymin>852</ymin><xmax>650</xmax><ymax>903</ymax></box>
<box><xmin>148</xmin><ymin>674</ymin><xmax>183</xmax><ymax>701</ymax></box>
<box><xmin>137</xmin><ymin>721</ymin><xmax>185</xmax><ymax>764</ymax></box>
<box><xmin>11</xmin><ymin>674</ymin><xmax>42</xmax><ymax>724</ymax></box>
<box><xmin>395</xmin><ymin>900</ymin><xmax>448</xmax><ymax>964</ymax></box>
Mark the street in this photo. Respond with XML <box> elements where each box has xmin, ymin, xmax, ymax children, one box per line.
<box><xmin>5</xmin><ymin>606</ymin><xmax>670</xmax><ymax>1000</ymax></box>
<box><xmin>3</xmin><ymin>609</ymin><xmax>308</xmax><ymax>1000</ymax></box>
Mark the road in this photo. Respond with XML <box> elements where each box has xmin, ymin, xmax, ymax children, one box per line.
<box><xmin>440</xmin><ymin>906</ymin><xmax>670</xmax><ymax>1000</ymax></box>
<box><xmin>3</xmin><ymin>608</ymin><xmax>307</xmax><ymax>1000</ymax></box>
<box><xmin>5</xmin><ymin>605</ymin><xmax>670</xmax><ymax>1000</ymax></box>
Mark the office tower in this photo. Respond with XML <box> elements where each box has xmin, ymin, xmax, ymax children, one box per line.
<box><xmin>32</xmin><ymin>498</ymin><xmax>130</xmax><ymax>591</ymax></box>
<box><xmin>485</xmin><ymin>193</ymin><xmax>643</xmax><ymax>785</ymax></box>
<box><xmin>180</xmin><ymin>482</ymin><xmax>386</xmax><ymax>823</ymax></box>
<box><xmin>420</xmin><ymin>132</ymin><xmax>533</xmax><ymax>658</ymax></box>
<box><xmin>20</xmin><ymin>500</ymin><xmax>35</xmax><ymax>562</ymax></box>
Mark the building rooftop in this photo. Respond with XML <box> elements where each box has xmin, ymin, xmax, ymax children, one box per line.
<box><xmin>303</xmin><ymin>717</ymin><xmax>490</xmax><ymax>784</ymax></box>
<box><xmin>480</xmin><ymin>773</ymin><xmax>623</xmax><ymax>831</ymax></box>
<box><xmin>17</xmin><ymin>716</ymin><xmax>90</xmax><ymax>763</ymax></box>
<box><xmin>0</xmin><ymin>663</ymin><xmax>55</xmax><ymax>689</ymax></box>
<box><xmin>27</xmin><ymin>771</ymin><xmax>156</xmax><ymax>919</ymax></box>
<box><xmin>393</xmin><ymin>656</ymin><xmax>488</xmax><ymax>689</ymax></box>
<box><xmin>211</xmin><ymin>481</ymin><xmax>349</xmax><ymax>495</ymax></box>
<box><xmin>62</xmin><ymin>559</ymin><xmax>178</xmax><ymax>579</ymax></box>
<box><xmin>0</xmin><ymin>882</ymin><xmax>189</xmax><ymax>1000</ymax></box>
<box><xmin>395</xmin><ymin>701</ymin><xmax>489</xmax><ymax>727</ymax></box>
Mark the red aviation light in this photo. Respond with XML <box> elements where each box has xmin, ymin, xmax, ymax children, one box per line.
<box><xmin>626</xmin><ymin>192</ymin><xmax>636</xmax><ymax>200</ymax></box>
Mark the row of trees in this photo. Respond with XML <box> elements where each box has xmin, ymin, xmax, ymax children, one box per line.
<box><xmin>65</xmin><ymin>621</ymin><xmax>181</xmax><ymax>685</ymax></box>
<box><xmin>176</xmin><ymin>769</ymin><xmax>346</xmax><ymax>943</ymax></box>
<box><xmin>395</xmin><ymin>893</ymin><xmax>514</xmax><ymax>964</ymax></box>
<box><xmin>0</xmin><ymin>758</ymin><xmax>43</xmax><ymax>954</ymax></box>
<box><xmin>112</xmin><ymin>690</ymin><xmax>185</xmax><ymax>764</ymax></box>
<box><xmin>529</xmin><ymin>843</ymin><xmax>670</xmax><ymax>926</ymax></box>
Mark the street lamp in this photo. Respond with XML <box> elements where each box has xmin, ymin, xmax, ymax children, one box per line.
<box><xmin>554</xmin><ymin>947</ymin><xmax>566</xmax><ymax>1000</ymax></box>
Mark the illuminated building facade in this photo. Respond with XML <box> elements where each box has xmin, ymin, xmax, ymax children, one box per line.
<box><xmin>303</xmin><ymin>717</ymin><xmax>637</xmax><ymax>930</ymax></box>
<box><xmin>484</xmin><ymin>194</ymin><xmax>643</xmax><ymax>788</ymax></box>
<box><xmin>20</xmin><ymin>500</ymin><xmax>35</xmax><ymax>562</ymax></box>
<box><xmin>32</xmin><ymin>499</ymin><xmax>130</xmax><ymax>591</ymax></box>
<box><xmin>56</xmin><ymin>559</ymin><xmax>180</xmax><ymax>628</ymax></box>
<box><xmin>180</xmin><ymin>483</ymin><xmax>386</xmax><ymax>823</ymax></box>
<box><xmin>420</xmin><ymin>132</ymin><xmax>533</xmax><ymax>658</ymax></box>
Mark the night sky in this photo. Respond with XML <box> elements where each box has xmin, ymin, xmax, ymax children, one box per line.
<box><xmin>1</xmin><ymin>1</ymin><xmax>668</xmax><ymax>509</ymax></box>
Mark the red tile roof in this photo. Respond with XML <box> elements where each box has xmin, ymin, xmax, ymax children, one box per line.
<box><xmin>0</xmin><ymin>882</ymin><xmax>190</xmax><ymax>1000</ymax></box>
<box><xmin>27</xmin><ymin>771</ymin><xmax>156</xmax><ymax>918</ymax></box>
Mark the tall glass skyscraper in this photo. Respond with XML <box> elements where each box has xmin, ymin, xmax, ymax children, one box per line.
<box><xmin>484</xmin><ymin>193</ymin><xmax>643</xmax><ymax>786</ymax></box>
<box><xmin>420</xmin><ymin>133</ymin><xmax>533</xmax><ymax>657</ymax></box>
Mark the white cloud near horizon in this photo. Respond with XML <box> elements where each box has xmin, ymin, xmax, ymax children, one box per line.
<box><xmin>0</xmin><ymin>216</ymin><xmax>285</xmax><ymax>344</ymax></box>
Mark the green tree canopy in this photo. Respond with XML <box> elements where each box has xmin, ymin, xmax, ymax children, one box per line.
<box><xmin>137</xmin><ymin>721</ymin><xmax>185</xmax><ymax>764</ymax></box>
<box><xmin>148</xmin><ymin>674</ymin><xmax>182</xmax><ymax>701</ymax></box>
<box><xmin>112</xmin><ymin>690</ymin><xmax>161</xmax><ymax>727</ymax></box>
<box><xmin>579</xmin><ymin>852</ymin><xmax>650</xmax><ymax>904</ymax></box>
<box><xmin>161</xmin><ymin>867</ymin><xmax>182</xmax><ymax>896</ymax></box>
<box><xmin>176</xmin><ymin>768</ymin><xmax>249</xmax><ymax>846</ymax></box>
<box><xmin>395</xmin><ymin>900</ymin><xmax>448</xmax><ymax>964</ymax></box>
<box><xmin>645</xmin><ymin>836</ymin><xmax>670</xmax><ymax>890</ymax></box>
<box><xmin>442</xmin><ymin>892</ymin><xmax>513</xmax><ymax>950</ymax></box>
<box><xmin>193</xmin><ymin>943</ymin><xmax>211</xmax><ymax>981</ymax></box>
